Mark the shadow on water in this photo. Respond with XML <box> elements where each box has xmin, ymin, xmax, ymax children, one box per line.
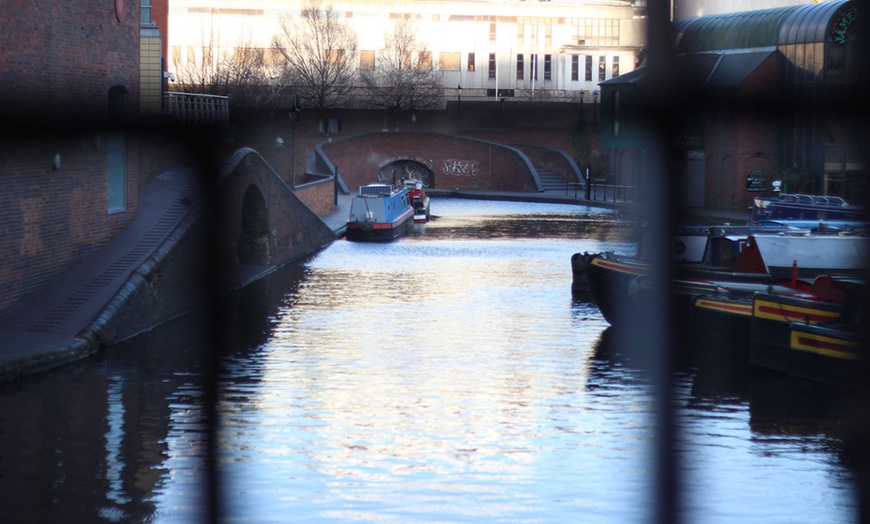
<box><xmin>0</xmin><ymin>253</ymin><xmax>318</xmax><ymax>524</ymax></box>
<box><xmin>589</xmin><ymin>323</ymin><xmax>856</xmax><ymax>470</ymax></box>
<box><xmin>682</xmin><ymin>330</ymin><xmax>855</xmax><ymax>465</ymax></box>
<box><xmin>0</xmin><ymin>308</ymin><xmax>213</xmax><ymax>523</ymax></box>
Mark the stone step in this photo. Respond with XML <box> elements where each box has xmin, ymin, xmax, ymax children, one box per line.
<box><xmin>536</xmin><ymin>168</ymin><xmax>567</xmax><ymax>191</ymax></box>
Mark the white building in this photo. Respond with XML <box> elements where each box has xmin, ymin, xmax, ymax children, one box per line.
<box><xmin>167</xmin><ymin>0</ymin><xmax>647</xmax><ymax>105</ymax></box>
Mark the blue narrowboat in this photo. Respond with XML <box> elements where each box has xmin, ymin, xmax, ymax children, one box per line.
<box><xmin>345</xmin><ymin>184</ymin><xmax>415</xmax><ymax>242</ymax></box>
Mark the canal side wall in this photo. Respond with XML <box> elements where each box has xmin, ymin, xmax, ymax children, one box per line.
<box><xmin>83</xmin><ymin>206</ymin><xmax>210</xmax><ymax>344</ymax></box>
<box><xmin>83</xmin><ymin>148</ymin><xmax>339</xmax><ymax>345</ymax></box>
<box><xmin>319</xmin><ymin>132</ymin><xmax>540</xmax><ymax>192</ymax></box>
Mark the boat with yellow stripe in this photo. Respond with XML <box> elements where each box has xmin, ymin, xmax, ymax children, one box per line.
<box><xmin>750</xmin><ymin>276</ymin><xmax>864</xmax><ymax>385</ymax></box>
<box><xmin>783</xmin><ymin>322</ymin><xmax>861</xmax><ymax>387</ymax></box>
<box><xmin>687</xmin><ymin>279</ymin><xmax>818</xmax><ymax>356</ymax></box>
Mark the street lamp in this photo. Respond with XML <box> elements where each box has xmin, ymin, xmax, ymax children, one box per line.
<box><xmin>274</xmin><ymin>136</ymin><xmax>284</xmax><ymax>181</ymax></box>
<box><xmin>579</xmin><ymin>89</ymin><xmax>586</xmax><ymax>120</ymax></box>
<box><xmin>592</xmin><ymin>89</ymin><xmax>600</xmax><ymax>122</ymax></box>
<box><xmin>456</xmin><ymin>84</ymin><xmax>463</xmax><ymax>131</ymax></box>
<box><xmin>289</xmin><ymin>101</ymin><xmax>301</xmax><ymax>190</ymax></box>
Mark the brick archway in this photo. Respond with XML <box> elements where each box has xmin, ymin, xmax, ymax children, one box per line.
<box><xmin>377</xmin><ymin>160</ymin><xmax>435</xmax><ymax>188</ymax></box>
<box><xmin>321</xmin><ymin>132</ymin><xmax>540</xmax><ymax>193</ymax></box>
<box><xmin>216</xmin><ymin>148</ymin><xmax>336</xmax><ymax>290</ymax></box>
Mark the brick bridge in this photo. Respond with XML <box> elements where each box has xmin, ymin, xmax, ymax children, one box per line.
<box><xmin>216</xmin><ymin>148</ymin><xmax>336</xmax><ymax>290</ymax></box>
<box><xmin>315</xmin><ymin>132</ymin><xmax>583</xmax><ymax>193</ymax></box>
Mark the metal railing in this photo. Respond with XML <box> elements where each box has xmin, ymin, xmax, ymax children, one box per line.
<box><xmin>566</xmin><ymin>179</ymin><xmax>634</xmax><ymax>203</ymax></box>
<box><xmin>164</xmin><ymin>92</ymin><xmax>230</xmax><ymax>125</ymax></box>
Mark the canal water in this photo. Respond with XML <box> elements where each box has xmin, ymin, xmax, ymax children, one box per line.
<box><xmin>0</xmin><ymin>198</ymin><xmax>859</xmax><ymax>523</ymax></box>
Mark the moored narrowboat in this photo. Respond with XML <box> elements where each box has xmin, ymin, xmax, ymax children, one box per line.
<box><xmin>749</xmin><ymin>276</ymin><xmax>864</xmax><ymax>385</ymax></box>
<box><xmin>403</xmin><ymin>178</ymin><xmax>431</xmax><ymax>223</ymax></box>
<box><xmin>785</xmin><ymin>321</ymin><xmax>861</xmax><ymax>387</ymax></box>
<box><xmin>749</xmin><ymin>193</ymin><xmax>865</xmax><ymax>225</ymax></box>
<box><xmin>346</xmin><ymin>183</ymin><xmax>415</xmax><ymax>242</ymax></box>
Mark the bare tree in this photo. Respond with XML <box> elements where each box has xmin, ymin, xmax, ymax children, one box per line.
<box><xmin>174</xmin><ymin>19</ymin><xmax>285</xmax><ymax>113</ymax></box>
<box><xmin>359</xmin><ymin>17</ymin><xmax>443</xmax><ymax>114</ymax></box>
<box><xmin>272</xmin><ymin>0</ymin><xmax>359</xmax><ymax>115</ymax></box>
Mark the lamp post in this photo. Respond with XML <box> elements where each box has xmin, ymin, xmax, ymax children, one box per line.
<box><xmin>592</xmin><ymin>89</ymin><xmax>600</xmax><ymax>122</ymax></box>
<box><xmin>274</xmin><ymin>137</ymin><xmax>284</xmax><ymax>179</ymax></box>
<box><xmin>579</xmin><ymin>89</ymin><xmax>586</xmax><ymax>120</ymax></box>
<box><xmin>456</xmin><ymin>84</ymin><xmax>463</xmax><ymax>131</ymax></box>
<box><xmin>289</xmin><ymin>101</ymin><xmax>301</xmax><ymax>191</ymax></box>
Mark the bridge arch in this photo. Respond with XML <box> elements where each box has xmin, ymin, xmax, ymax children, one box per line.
<box><xmin>377</xmin><ymin>159</ymin><xmax>435</xmax><ymax>188</ymax></box>
<box><xmin>319</xmin><ymin>132</ymin><xmax>541</xmax><ymax>193</ymax></box>
<box><xmin>216</xmin><ymin>147</ymin><xmax>336</xmax><ymax>291</ymax></box>
<box><xmin>238</xmin><ymin>184</ymin><xmax>271</xmax><ymax>266</ymax></box>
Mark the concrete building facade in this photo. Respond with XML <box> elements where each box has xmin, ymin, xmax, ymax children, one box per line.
<box><xmin>165</xmin><ymin>0</ymin><xmax>646</xmax><ymax>106</ymax></box>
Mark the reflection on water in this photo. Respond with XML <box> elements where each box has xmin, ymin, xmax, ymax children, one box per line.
<box><xmin>218</xmin><ymin>214</ymin><xmax>649</xmax><ymax>522</ymax></box>
<box><xmin>0</xmin><ymin>198</ymin><xmax>859</xmax><ymax>523</ymax></box>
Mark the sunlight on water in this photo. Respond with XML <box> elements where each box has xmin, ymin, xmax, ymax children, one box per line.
<box><xmin>0</xmin><ymin>199</ymin><xmax>857</xmax><ymax>523</ymax></box>
<box><xmin>218</xmin><ymin>201</ymin><xmax>656</xmax><ymax>522</ymax></box>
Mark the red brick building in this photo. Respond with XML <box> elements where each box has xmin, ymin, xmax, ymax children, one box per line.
<box><xmin>0</xmin><ymin>0</ymin><xmax>165</xmax><ymax>315</ymax></box>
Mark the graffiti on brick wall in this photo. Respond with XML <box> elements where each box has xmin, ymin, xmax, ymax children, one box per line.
<box><xmin>442</xmin><ymin>159</ymin><xmax>479</xmax><ymax>177</ymax></box>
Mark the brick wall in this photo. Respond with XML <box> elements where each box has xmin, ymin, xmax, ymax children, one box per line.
<box><xmin>321</xmin><ymin>133</ymin><xmax>537</xmax><ymax>192</ymax></box>
<box><xmin>0</xmin><ymin>0</ymin><xmax>141</xmax><ymax>125</ymax></box>
<box><xmin>296</xmin><ymin>178</ymin><xmax>337</xmax><ymax>217</ymax></box>
<box><xmin>0</xmin><ymin>133</ymin><xmax>141</xmax><ymax>314</ymax></box>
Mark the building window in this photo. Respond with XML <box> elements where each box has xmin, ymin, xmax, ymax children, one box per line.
<box><xmin>612</xmin><ymin>56</ymin><xmax>620</xmax><ymax>78</ymax></box>
<box><xmin>598</xmin><ymin>56</ymin><xmax>606</xmax><ymax>82</ymax></box>
<box><xmin>544</xmin><ymin>54</ymin><xmax>551</xmax><ymax>80</ymax></box>
<box><xmin>327</xmin><ymin>49</ymin><xmax>346</xmax><ymax>67</ymax></box>
<box><xmin>585</xmin><ymin>55</ymin><xmax>592</xmax><ymax>82</ymax></box>
<box><xmin>419</xmin><ymin>51</ymin><xmax>432</xmax><ymax>70</ymax></box>
<box><xmin>544</xmin><ymin>23</ymin><xmax>552</xmax><ymax>47</ymax></box>
<box><xmin>266</xmin><ymin>48</ymin><xmax>283</xmax><ymax>67</ymax></box>
<box><xmin>516</xmin><ymin>54</ymin><xmax>524</xmax><ymax>80</ymax></box>
<box><xmin>468</xmin><ymin>52</ymin><xmax>475</xmax><ymax>72</ymax></box>
<box><xmin>530</xmin><ymin>54</ymin><xmax>538</xmax><ymax>81</ymax></box>
<box><xmin>141</xmin><ymin>0</ymin><xmax>152</xmax><ymax>24</ymax></box>
<box><xmin>439</xmin><ymin>52</ymin><xmax>461</xmax><ymax>70</ymax></box>
<box><xmin>578</xmin><ymin>18</ymin><xmax>619</xmax><ymax>47</ymax></box>
<box><xmin>517</xmin><ymin>22</ymin><xmax>524</xmax><ymax>46</ymax></box>
<box><xmin>360</xmin><ymin>50</ymin><xmax>375</xmax><ymax>69</ymax></box>
<box><xmin>490</xmin><ymin>22</ymin><xmax>496</xmax><ymax>42</ymax></box>
<box><xmin>488</xmin><ymin>53</ymin><xmax>496</xmax><ymax>80</ymax></box>
<box><xmin>571</xmin><ymin>55</ymin><xmax>579</xmax><ymax>81</ymax></box>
